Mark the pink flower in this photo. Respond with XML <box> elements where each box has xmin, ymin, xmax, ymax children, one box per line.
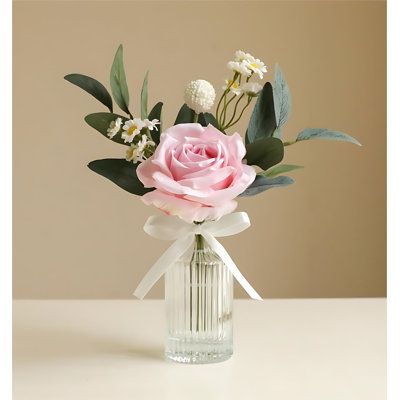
<box><xmin>137</xmin><ymin>123</ymin><xmax>256</xmax><ymax>222</ymax></box>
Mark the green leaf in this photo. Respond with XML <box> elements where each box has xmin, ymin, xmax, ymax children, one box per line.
<box><xmin>87</xmin><ymin>159</ymin><xmax>153</xmax><ymax>196</ymax></box>
<box><xmin>295</xmin><ymin>128</ymin><xmax>361</xmax><ymax>146</ymax></box>
<box><xmin>240</xmin><ymin>175</ymin><xmax>294</xmax><ymax>197</ymax></box>
<box><xmin>246</xmin><ymin>82</ymin><xmax>277</xmax><ymax>143</ymax></box>
<box><xmin>84</xmin><ymin>112</ymin><xmax>128</xmax><ymax>145</ymax></box>
<box><xmin>141</xmin><ymin>71</ymin><xmax>149</xmax><ymax>119</ymax></box>
<box><xmin>148</xmin><ymin>102</ymin><xmax>163</xmax><ymax>144</ymax></box>
<box><xmin>260</xmin><ymin>164</ymin><xmax>303</xmax><ymax>178</ymax></box>
<box><xmin>245</xmin><ymin>130</ymin><xmax>250</xmax><ymax>145</ymax></box>
<box><xmin>110</xmin><ymin>44</ymin><xmax>130</xmax><ymax>115</ymax></box>
<box><xmin>245</xmin><ymin>137</ymin><xmax>284</xmax><ymax>170</ymax></box>
<box><xmin>273</xmin><ymin>127</ymin><xmax>282</xmax><ymax>140</ymax></box>
<box><xmin>64</xmin><ymin>73</ymin><xmax>113</xmax><ymax>112</ymax></box>
<box><xmin>272</xmin><ymin>64</ymin><xmax>291</xmax><ymax>133</ymax></box>
<box><xmin>174</xmin><ymin>104</ymin><xmax>195</xmax><ymax>125</ymax></box>
<box><xmin>198</xmin><ymin>112</ymin><xmax>219</xmax><ymax>129</ymax></box>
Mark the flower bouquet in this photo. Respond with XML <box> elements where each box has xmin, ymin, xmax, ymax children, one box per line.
<box><xmin>65</xmin><ymin>45</ymin><xmax>360</xmax><ymax>364</ymax></box>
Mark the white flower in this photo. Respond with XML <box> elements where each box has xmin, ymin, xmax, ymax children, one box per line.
<box><xmin>126</xmin><ymin>145</ymin><xmax>139</xmax><ymax>163</ymax></box>
<box><xmin>246</xmin><ymin>58</ymin><xmax>267</xmax><ymax>79</ymax></box>
<box><xmin>227</xmin><ymin>61</ymin><xmax>252</xmax><ymax>77</ymax></box>
<box><xmin>234</xmin><ymin>50</ymin><xmax>253</xmax><ymax>63</ymax></box>
<box><xmin>121</xmin><ymin>118</ymin><xmax>145</xmax><ymax>143</ymax></box>
<box><xmin>241</xmin><ymin>82</ymin><xmax>263</xmax><ymax>97</ymax></box>
<box><xmin>222</xmin><ymin>79</ymin><xmax>242</xmax><ymax>96</ymax></box>
<box><xmin>106</xmin><ymin>117</ymin><xmax>122</xmax><ymax>139</ymax></box>
<box><xmin>184</xmin><ymin>79</ymin><xmax>216</xmax><ymax>114</ymax></box>
<box><xmin>143</xmin><ymin>118</ymin><xmax>160</xmax><ymax>131</ymax></box>
<box><xmin>231</xmin><ymin>50</ymin><xmax>268</xmax><ymax>79</ymax></box>
<box><xmin>126</xmin><ymin>135</ymin><xmax>155</xmax><ymax>164</ymax></box>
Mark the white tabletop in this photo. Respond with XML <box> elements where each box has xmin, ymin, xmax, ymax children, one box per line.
<box><xmin>13</xmin><ymin>299</ymin><xmax>386</xmax><ymax>400</ymax></box>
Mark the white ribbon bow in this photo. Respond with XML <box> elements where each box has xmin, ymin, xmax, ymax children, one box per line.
<box><xmin>133</xmin><ymin>211</ymin><xmax>262</xmax><ymax>301</ymax></box>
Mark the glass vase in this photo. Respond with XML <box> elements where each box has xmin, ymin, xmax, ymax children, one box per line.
<box><xmin>165</xmin><ymin>234</ymin><xmax>233</xmax><ymax>364</ymax></box>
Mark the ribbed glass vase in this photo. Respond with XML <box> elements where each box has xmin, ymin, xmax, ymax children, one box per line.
<box><xmin>165</xmin><ymin>234</ymin><xmax>233</xmax><ymax>364</ymax></box>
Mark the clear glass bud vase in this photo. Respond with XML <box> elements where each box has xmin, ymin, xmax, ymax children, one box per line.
<box><xmin>165</xmin><ymin>234</ymin><xmax>233</xmax><ymax>364</ymax></box>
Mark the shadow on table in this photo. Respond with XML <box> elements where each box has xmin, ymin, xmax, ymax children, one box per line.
<box><xmin>13</xmin><ymin>326</ymin><xmax>164</xmax><ymax>364</ymax></box>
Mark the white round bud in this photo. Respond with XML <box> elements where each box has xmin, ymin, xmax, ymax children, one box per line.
<box><xmin>184</xmin><ymin>79</ymin><xmax>216</xmax><ymax>114</ymax></box>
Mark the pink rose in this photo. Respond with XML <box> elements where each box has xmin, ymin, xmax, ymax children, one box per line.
<box><xmin>137</xmin><ymin>123</ymin><xmax>256</xmax><ymax>223</ymax></box>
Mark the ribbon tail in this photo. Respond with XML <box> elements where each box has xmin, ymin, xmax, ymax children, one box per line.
<box><xmin>133</xmin><ymin>234</ymin><xmax>195</xmax><ymax>299</ymax></box>
<box><xmin>202</xmin><ymin>232</ymin><xmax>263</xmax><ymax>301</ymax></box>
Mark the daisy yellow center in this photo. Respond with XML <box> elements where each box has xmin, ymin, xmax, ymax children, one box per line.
<box><xmin>249</xmin><ymin>63</ymin><xmax>259</xmax><ymax>69</ymax></box>
<box><xmin>127</xmin><ymin>125</ymin><xmax>137</xmax><ymax>136</ymax></box>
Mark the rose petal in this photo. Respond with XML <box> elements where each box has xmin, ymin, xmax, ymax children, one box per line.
<box><xmin>179</xmin><ymin>166</ymin><xmax>234</xmax><ymax>190</ymax></box>
<box><xmin>141</xmin><ymin>190</ymin><xmax>238</xmax><ymax>223</ymax></box>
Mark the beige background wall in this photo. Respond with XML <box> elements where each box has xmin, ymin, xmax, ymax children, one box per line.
<box><xmin>13</xmin><ymin>0</ymin><xmax>386</xmax><ymax>299</ymax></box>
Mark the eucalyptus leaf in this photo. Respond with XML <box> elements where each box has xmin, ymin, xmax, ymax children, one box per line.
<box><xmin>87</xmin><ymin>158</ymin><xmax>153</xmax><ymax>196</ymax></box>
<box><xmin>198</xmin><ymin>112</ymin><xmax>219</xmax><ymax>129</ymax></box>
<box><xmin>245</xmin><ymin>137</ymin><xmax>284</xmax><ymax>170</ymax></box>
<box><xmin>272</xmin><ymin>64</ymin><xmax>291</xmax><ymax>132</ymax></box>
<box><xmin>295</xmin><ymin>128</ymin><xmax>361</xmax><ymax>146</ymax></box>
<box><xmin>260</xmin><ymin>164</ymin><xmax>303</xmax><ymax>178</ymax></box>
<box><xmin>240</xmin><ymin>175</ymin><xmax>294</xmax><ymax>197</ymax></box>
<box><xmin>84</xmin><ymin>113</ymin><xmax>128</xmax><ymax>145</ymax></box>
<box><xmin>110</xmin><ymin>45</ymin><xmax>130</xmax><ymax>115</ymax></box>
<box><xmin>273</xmin><ymin>127</ymin><xmax>282</xmax><ymax>140</ymax></box>
<box><xmin>64</xmin><ymin>73</ymin><xmax>113</xmax><ymax>112</ymax></box>
<box><xmin>141</xmin><ymin>71</ymin><xmax>149</xmax><ymax>119</ymax></box>
<box><xmin>175</xmin><ymin>104</ymin><xmax>195</xmax><ymax>125</ymax></box>
<box><xmin>246</xmin><ymin>82</ymin><xmax>277</xmax><ymax>143</ymax></box>
<box><xmin>148</xmin><ymin>102</ymin><xmax>163</xmax><ymax>144</ymax></box>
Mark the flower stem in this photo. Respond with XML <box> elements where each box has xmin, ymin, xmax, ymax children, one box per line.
<box><xmin>190</xmin><ymin>234</ymin><xmax>205</xmax><ymax>333</ymax></box>
<box><xmin>221</xmin><ymin>94</ymin><xmax>238</xmax><ymax>126</ymax></box>
<box><xmin>143</xmin><ymin>127</ymin><xmax>153</xmax><ymax>142</ymax></box>
<box><xmin>223</xmin><ymin>93</ymin><xmax>245</xmax><ymax>129</ymax></box>
<box><xmin>216</xmin><ymin>73</ymin><xmax>238</xmax><ymax>129</ymax></box>
<box><xmin>193</xmin><ymin>112</ymin><xmax>199</xmax><ymax>123</ymax></box>
<box><xmin>224</xmin><ymin>97</ymin><xmax>252</xmax><ymax>129</ymax></box>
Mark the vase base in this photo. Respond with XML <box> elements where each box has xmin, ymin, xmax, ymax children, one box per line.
<box><xmin>165</xmin><ymin>350</ymin><xmax>233</xmax><ymax>364</ymax></box>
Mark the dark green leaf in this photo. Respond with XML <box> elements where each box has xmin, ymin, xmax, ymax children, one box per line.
<box><xmin>296</xmin><ymin>128</ymin><xmax>361</xmax><ymax>146</ymax></box>
<box><xmin>245</xmin><ymin>137</ymin><xmax>284</xmax><ymax>170</ymax></box>
<box><xmin>239</xmin><ymin>175</ymin><xmax>294</xmax><ymax>197</ymax></box>
<box><xmin>260</xmin><ymin>164</ymin><xmax>303</xmax><ymax>178</ymax></box>
<box><xmin>84</xmin><ymin>113</ymin><xmax>128</xmax><ymax>145</ymax></box>
<box><xmin>87</xmin><ymin>159</ymin><xmax>153</xmax><ymax>196</ymax></box>
<box><xmin>246</xmin><ymin>82</ymin><xmax>277</xmax><ymax>143</ymax></box>
<box><xmin>64</xmin><ymin>73</ymin><xmax>113</xmax><ymax>112</ymax></box>
<box><xmin>141</xmin><ymin>71</ymin><xmax>149</xmax><ymax>119</ymax></box>
<box><xmin>272</xmin><ymin>64</ymin><xmax>291</xmax><ymax>133</ymax></box>
<box><xmin>245</xmin><ymin>130</ymin><xmax>250</xmax><ymax>145</ymax></box>
<box><xmin>174</xmin><ymin>104</ymin><xmax>195</xmax><ymax>125</ymax></box>
<box><xmin>148</xmin><ymin>102</ymin><xmax>163</xmax><ymax>144</ymax></box>
<box><xmin>110</xmin><ymin>44</ymin><xmax>130</xmax><ymax>115</ymax></box>
<box><xmin>198</xmin><ymin>112</ymin><xmax>219</xmax><ymax>129</ymax></box>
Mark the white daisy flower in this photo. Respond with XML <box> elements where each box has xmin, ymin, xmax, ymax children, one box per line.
<box><xmin>121</xmin><ymin>118</ymin><xmax>145</xmax><ymax>143</ymax></box>
<box><xmin>126</xmin><ymin>144</ymin><xmax>138</xmax><ymax>162</ymax></box>
<box><xmin>246</xmin><ymin>58</ymin><xmax>267</xmax><ymax>79</ymax></box>
<box><xmin>125</xmin><ymin>135</ymin><xmax>155</xmax><ymax>164</ymax></box>
<box><xmin>227</xmin><ymin>61</ymin><xmax>252</xmax><ymax>77</ymax></box>
<box><xmin>222</xmin><ymin>79</ymin><xmax>242</xmax><ymax>96</ymax></box>
<box><xmin>234</xmin><ymin>50</ymin><xmax>253</xmax><ymax>63</ymax></box>
<box><xmin>232</xmin><ymin>50</ymin><xmax>268</xmax><ymax>79</ymax></box>
<box><xmin>138</xmin><ymin>135</ymin><xmax>155</xmax><ymax>152</ymax></box>
<box><xmin>143</xmin><ymin>118</ymin><xmax>160</xmax><ymax>131</ymax></box>
<box><xmin>184</xmin><ymin>79</ymin><xmax>216</xmax><ymax>114</ymax></box>
<box><xmin>241</xmin><ymin>82</ymin><xmax>263</xmax><ymax>97</ymax></box>
<box><xmin>106</xmin><ymin>117</ymin><xmax>122</xmax><ymax>139</ymax></box>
